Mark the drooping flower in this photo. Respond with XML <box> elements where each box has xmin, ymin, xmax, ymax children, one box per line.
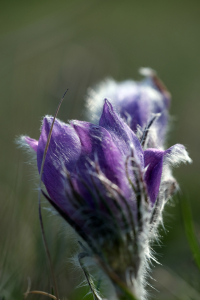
<box><xmin>20</xmin><ymin>100</ymin><xmax>191</xmax><ymax>300</ymax></box>
<box><xmin>86</xmin><ymin>68</ymin><xmax>171</xmax><ymax>148</ymax></box>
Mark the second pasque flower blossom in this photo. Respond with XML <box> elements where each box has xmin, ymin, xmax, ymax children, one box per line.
<box><xmin>86</xmin><ymin>68</ymin><xmax>171</xmax><ymax>148</ymax></box>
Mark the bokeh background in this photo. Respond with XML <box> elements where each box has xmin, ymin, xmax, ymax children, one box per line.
<box><xmin>1</xmin><ymin>0</ymin><xmax>200</xmax><ymax>299</ymax></box>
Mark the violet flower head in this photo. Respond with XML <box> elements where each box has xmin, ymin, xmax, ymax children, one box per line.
<box><xmin>21</xmin><ymin>100</ymin><xmax>191</xmax><ymax>300</ymax></box>
<box><xmin>86</xmin><ymin>68</ymin><xmax>171</xmax><ymax>148</ymax></box>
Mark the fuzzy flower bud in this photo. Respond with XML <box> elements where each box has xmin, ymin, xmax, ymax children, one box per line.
<box><xmin>86</xmin><ymin>68</ymin><xmax>171</xmax><ymax>148</ymax></box>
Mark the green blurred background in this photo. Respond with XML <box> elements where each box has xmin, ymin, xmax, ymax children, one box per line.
<box><xmin>1</xmin><ymin>0</ymin><xmax>200</xmax><ymax>299</ymax></box>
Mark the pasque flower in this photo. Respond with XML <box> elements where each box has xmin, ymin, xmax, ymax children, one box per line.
<box><xmin>21</xmin><ymin>99</ymin><xmax>191</xmax><ymax>300</ymax></box>
<box><xmin>86</xmin><ymin>68</ymin><xmax>171</xmax><ymax>148</ymax></box>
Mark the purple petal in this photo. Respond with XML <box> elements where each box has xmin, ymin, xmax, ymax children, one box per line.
<box><xmin>144</xmin><ymin>148</ymin><xmax>165</xmax><ymax>204</ymax></box>
<box><xmin>99</xmin><ymin>99</ymin><xmax>144</xmax><ymax>168</ymax></box>
<box><xmin>144</xmin><ymin>143</ymin><xmax>192</xmax><ymax>204</ymax></box>
<box><xmin>23</xmin><ymin>136</ymin><xmax>38</xmax><ymax>152</ymax></box>
<box><xmin>37</xmin><ymin>116</ymin><xmax>81</xmax><ymax>214</ymax></box>
<box><xmin>71</xmin><ymin>120</ymin><xmax>131</xmax><ymax>198</ymax></box>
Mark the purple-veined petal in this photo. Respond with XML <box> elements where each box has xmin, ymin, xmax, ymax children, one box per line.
<box><xmin>144</xmin><ymin>148</ymin><xmax>165</xmax><ymax>204</ymax></box>
<box><xmin>99</xmin><ymin>99</ymin><xmax>144</xmax><ymax>168</ymax></box>
<box><xmin>71</xmin><ymin>120</ymin><xmax>132</xmax><ymax>199</ymax></box>
<box><xmin>37</xmin><ymin>116</ymin><xmax>82</xmax><ymax>215</ymax></box>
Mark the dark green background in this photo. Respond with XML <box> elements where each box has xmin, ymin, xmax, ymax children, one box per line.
<box><xmin>1</xmin><ymin>1</ymin><xmax>200</xmax><ymax>299</ymax></box>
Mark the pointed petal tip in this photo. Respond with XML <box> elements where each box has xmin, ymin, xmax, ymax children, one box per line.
<box><xmin>70</xmin><ymin>119</ymin><xmax>82</xmax><ymax>126</ymax></box>
<box><xmin>41</xmin><ymin>114</ymin><xmax>67</xmax><ymax>127</ymax></box>
<box><xmin>70</xmin><ymin>120</ymin><xmax>90</xmax><ymax>131</ymax></box>
<box><xmin>42</xmin><ymin>115</ymin><xmax>53</xmax><ymax>122</ymax></box>
<box><xmin>17</xmin><ymin>135</ymin><xmax>38</xmax><ymax>152</ymax></box>
<box><xmin>104</xmin><ymin>97</ymin><xmax>110</xmax><ymax>103</ymax></box>
<box><xmin>41</xmin><ymin>114</ymin><xmax>54</xmax><ymax>126</ymax></box>
<box><xmin>103</xmin><ymin>98</ymin><xmax>112</xmax><ymax>108</ymax></box>
<box><xmin>102</xmin><ymin>98</ymin><xmax>118</xmax><ymax>118</ymax></box>
<box><xmin>41</xmin><ymin>115</ymin><xmax>74</xmax><ymax>139</ymax></box>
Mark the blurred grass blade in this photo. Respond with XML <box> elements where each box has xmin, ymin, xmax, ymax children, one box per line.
<box><xmin>181</xmin><ymin>196</ymin><xmax>200</xmax><ymax>270</ymax></box>
<box><xmin>24</xmin><ymin>290</ymin><xmax>59</xmax><ymax>299</ymax></box>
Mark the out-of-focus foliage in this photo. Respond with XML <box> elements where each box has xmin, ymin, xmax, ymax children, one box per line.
<box><xmin>181</xmin><ymin>196</ymin><xmax>200</xmax><ymax>271</ymax></box>
<box><xmin>1</xmin><ymin>0</ymin><xmax>200</xmax><ymax>299</ymax></box>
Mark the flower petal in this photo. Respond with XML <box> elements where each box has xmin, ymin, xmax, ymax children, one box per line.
<box><xmin>71</xmin><ymin>120</ymin><xmax>131</xmax><ymax>198</ymax></box>
<box><xmin>23</xmin><ymin>136</ymin><xmax>38</xmax><ymax>152</ymax></box>
<box><xmin>144</xmin><ymin>148</ymin><xmax>165</xmax><ymax>204</ymax></box>
<box><xmin>37</xmin><ymin>116</ymin><xmax>81</xmax><ymax>213</ymax></box>
<box><xmin>99</xmin><ymin>99</ymin><xmax>144</xmax><ymax>168</ymax></box>
<box><xmin>144</xmin><ymin>143</ymin><xmax>192</xmax><ymax>204</ymax></box>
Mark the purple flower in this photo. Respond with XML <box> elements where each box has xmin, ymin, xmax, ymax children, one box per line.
<box><xmin>20</xmin><ymin>100</ymin><xmax>191</xmax><ymax>299</ymax></box>
<box><xmin>86</xmin><ymin>68</ymin><xmax>171</xmax><ymax>148</ymax></box>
